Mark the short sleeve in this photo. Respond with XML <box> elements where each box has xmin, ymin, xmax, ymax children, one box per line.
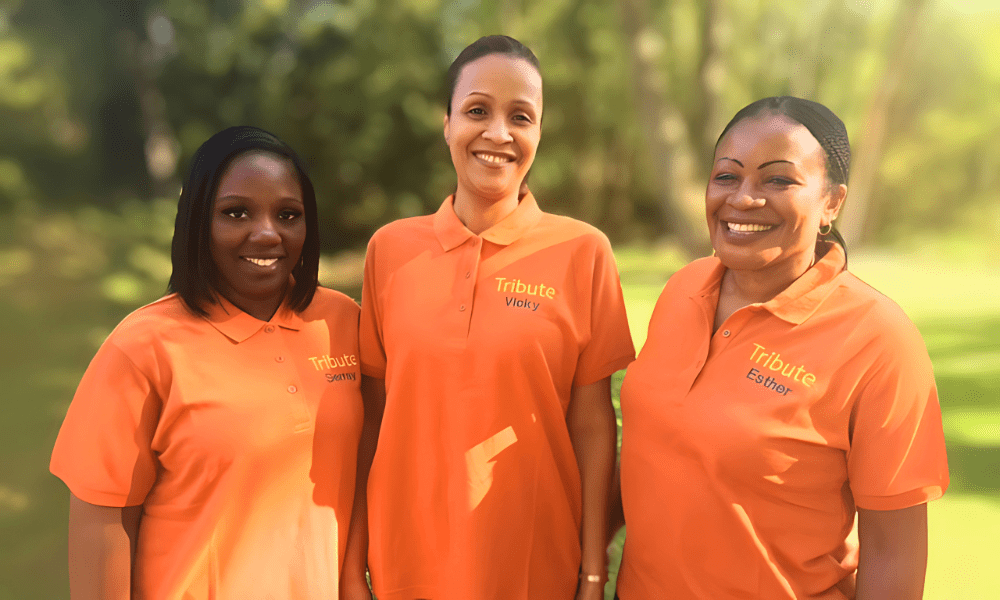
<box><xmin>573</xmin><ymin>234</ymin><xmax>636</xmax><ymax>386</ymax></box>
<box><xmin>847</xmin><ymin>320</ymin><xmax>949</xmax><ymax>510</ymax></box>
<box><xmin>50</xmin><ymin>338</ymin><xmax>160</xmax><ymax>507</ymax></box>
<box><xmin>359</xmin><ymin>234</ymin><xmax>387</xmax><ymax>379</ymax></box>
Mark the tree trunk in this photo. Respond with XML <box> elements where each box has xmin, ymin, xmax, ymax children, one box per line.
<box><xmin>617</xmin><ymin>0</ymin><xmax>709</xmax><ymax>256</ymax></box>
<box><xmin>839</xmin><ymin>0</ymin><xmax>930</xmax><ymax>246</ymax></box>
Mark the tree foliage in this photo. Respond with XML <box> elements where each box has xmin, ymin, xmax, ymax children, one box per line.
<box><xmin>0</xmin><ymin>0</ymin><xmax>997</xmax><ymax>254</ymax></box>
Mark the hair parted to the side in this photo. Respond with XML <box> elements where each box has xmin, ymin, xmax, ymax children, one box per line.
<box><xmin>445</xmin><ymin>35</ymin><xmax>541</xmax><ymax>115</ymax></box>
<box><xmin>716</xmin><ymin>96</ymin><xmax>851</xmax><ymax>255</ymax></box>
<box><xmin>168</xmin><ymin>125</ymin><xmax>320</xmax><ymax>317</ymax></box>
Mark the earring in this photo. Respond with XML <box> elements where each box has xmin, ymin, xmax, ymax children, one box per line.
<box><xmin>818</xmin><ymin>223</ymin><xmax>832</xmax><ymax>235</ymax></box>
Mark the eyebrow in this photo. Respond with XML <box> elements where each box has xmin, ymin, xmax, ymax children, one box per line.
<box><xmin>717</xmin><ymin>157</ymin><xmax>743</xmax><ymax>167</ymax></box>
<box><xmin>758</xmin><ymin>160</ymin><xmax>794</xmax><ymax>169</ymax></box>
<box><xmin>465</xmin><ymin>91</ymin><xmax>538</xmax><ymax>108</ymax></box>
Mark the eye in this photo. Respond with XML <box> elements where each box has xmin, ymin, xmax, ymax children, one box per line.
<box><xmin>513</xmin><ymin>113</ymin><xmax>533</xmax><ymax>123</ymax></box>
<box><xmin>222</xmin><ymin>207</ymin><xmax>248</xmax><ymax>218</ymax></box>
<box><xmin>467</xmin><ymin>107</ymin><xmax>486</xmax><ymax>116</ymax></box>
<box><xmin>712</xmin><ymin>173</ymin><xmax>737</xmax><ymax>183</ymax></box>
<box><xmin>767</xmin><ymin>177</ymin><xmax>795</xmax><ymax>187</ymax></box>
<box><xmin>279</xmin><ymin>209</ymin><xmax>302</xmax><ymax>221</ymax></box>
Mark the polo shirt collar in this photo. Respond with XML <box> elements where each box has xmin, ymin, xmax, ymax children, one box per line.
<box><xmin>204</xmin><ymin>294</ymin><xmax>305</xmax><ymax>343</ymax></box>
<box><xmin>433</xmin><ymin>192</ymin><xmax>544</xmax><ymax>251</ymax></box>
<box><xmin>692</xmin><ymin>242</ymin><xmax>847</xmax><ymax>326</ymax></box>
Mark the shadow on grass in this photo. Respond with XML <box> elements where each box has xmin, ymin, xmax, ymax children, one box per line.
<box><xmin>917</xmin><ymin>315</ymin><xmax>1000</xmax><ymax>499</ymax></box>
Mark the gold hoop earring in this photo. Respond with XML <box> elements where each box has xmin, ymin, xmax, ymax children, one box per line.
<box><xmin>819</xmin><ymin>223</ymin><xmax>832</xmax><ymax>236</ymax></box>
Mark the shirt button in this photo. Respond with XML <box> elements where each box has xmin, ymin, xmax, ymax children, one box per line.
<box><xmin>459</xmin><ymin>304</ymin><xmax>466</xmax><ymax>311</ymax></box>
<box><xmin>275</xmin><ymin>356</ymin><xmax>285</xmax><ymax>363</ymax></box>
<box><xmin>287</xmin><ymin>385</ymin><xmax>297</xmax><ymax>394</ymax></box>
<box><xmin>265</xmin><ymin>325</ymin><xmax>275</xmax><ymax>333</ymax></box>
<box><xmin>723</xmin><ymin>329</ymin><xmax>731</xmax><ymax>337</ymax></box>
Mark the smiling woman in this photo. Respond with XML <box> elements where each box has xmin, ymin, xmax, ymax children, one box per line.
<box><xmin>351</xmin><ymin>36</ymin><xmax>635</xmax><ymax>600</ymax></box>
<box><xmin>50</xmin><ymin>126</ymin><xmax>365</xmax><ymax>599</ymax></box>
<box><xmin>614</xmin><ymin>97</ymin><xmax>950</xmax><ymax>600</ymax></box>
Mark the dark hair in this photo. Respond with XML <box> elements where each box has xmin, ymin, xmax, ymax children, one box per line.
<box><xmin>445</xmin><ymin>35</ymin><xmax>541</xmax><ymax>115</ymax></box>
<box><xmin>716</xmin><ymin>96</ymin><xmax>850</xmax><ymax>252</ymax></box>
<box><xmin>168</xmin><ymin>125</ymin><xmax>320</xmax><ymax>316</ymax></box>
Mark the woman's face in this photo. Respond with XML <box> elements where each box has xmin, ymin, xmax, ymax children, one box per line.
<box><xmin>706</xmin><ymin>114</ymin><xmax>846</xmax><ymax>274</ymax></box>
<box><xmin>444</xmin><ymin>53</ymin><xmax>542</xmax><ymax>203</ymax></box>
<box><xmin>210</xmin><ymin>152</ymin><xmax>306</xmax><ymax>317</ymax></box>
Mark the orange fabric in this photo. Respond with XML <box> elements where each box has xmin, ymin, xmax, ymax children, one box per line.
<box><xmin>359</xmin><ymin>193</ymin><xmax>635</xmax><ymax>600</ymax></box>
<box><xmin>616</xmin><ymin>243</ymin><xmax>948</xmax><ymax>600</ymax></box>
<box><xmin>50</xmin><ymin>288</ymin><xmax>362</xmax><ymax>599</ymax></box>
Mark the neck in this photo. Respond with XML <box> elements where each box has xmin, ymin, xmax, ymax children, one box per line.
<box><xmin>219</xmin><ymin>290</ymin><xmax>286</xmax><ymax>322</ymax></box>
<box><xmin>452</xmin><ymin>188</ymin><xmax>520</xmax><ymax>235</ymax></box>
<box><xmin>722</xmin><ymin>252</ymin><xmax>815</xmax><ymax>306</ymax></box>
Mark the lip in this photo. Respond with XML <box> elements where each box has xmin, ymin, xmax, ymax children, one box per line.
<box><xmin>241</xmin><ymin>256</ymin><xmax>284</xmax><ymax>268</ymax></box>
<box><xmin>472</xmin><ymin>150</ymin><xmax>516</xmax><ymax>168</ymax></box>
<box><xmin>717</xmin><ymin>219</ymin><xmax>780</xmax><ymax>245</ymax></box>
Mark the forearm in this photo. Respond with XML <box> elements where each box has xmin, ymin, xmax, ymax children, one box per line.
<box><xmin>567</xmin><ymin>377</ymin><xmax>616</xmax><ymax>580</ymax></box>
<box><xmin>856</xmin><ymin>504</ymin><xmax>928</xmax><ymax>600</ymax></box>
<box><xmin>340</xmin><ymin>376</ymin><xmax>385</xmax><ymax>598</ymax></box>
<box><xmin>68</xmin><ymin>494</ymin><xmax>140</xmax><ymax>600</ymax></box>
<box><xmin>607</xmin><ymin>461</ymin><xmax>625</xmax><ymax>545</ymax></box>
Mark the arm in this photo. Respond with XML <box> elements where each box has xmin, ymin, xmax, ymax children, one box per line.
<box><xmin>340</xmin><ymin>375</ymin><xmax>386</xmax><ymax>600</ymax></box>
<box><xmin>607</xmin><ymin>461</ymin><xmax>625</xmax><ymax>545</ymax></box>
<box><xmin>567</xmin><ymin>376</ymin><xmax>616</xmax><ymax>600</ymax></box>
<box><xmin>67</xmin><ymin>493</ymin><xmax>141</xmax><ymax>600</ymax></box>
<box><xmin>855</xmin><ymin>504</ymin><xmax>928</xmax><ymax>600</ymax></box>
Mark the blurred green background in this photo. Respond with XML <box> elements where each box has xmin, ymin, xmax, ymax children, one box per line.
<box><xmin>0</xmin><ymin>0</ymin><xmax>997</xmax><ymax>598</ymax></box>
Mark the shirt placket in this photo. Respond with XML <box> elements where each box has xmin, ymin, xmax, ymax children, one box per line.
<box><xmin>456</xmin><ymin>236</ymin><xmax>482</xmax><ymax>338</ymax></box>
<box><xmin>264</xmin><ymin>324</ymin><xmax>312</xmax><ymax>432</ymax></box>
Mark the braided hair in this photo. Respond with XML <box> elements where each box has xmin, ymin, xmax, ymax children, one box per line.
<box><xmin>715</xmin><ymin>96</ymin><xmax>850</xmax><ymax>254</ymax></box>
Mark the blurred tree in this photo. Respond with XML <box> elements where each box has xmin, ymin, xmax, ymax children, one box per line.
<box><xmin>0</xmin><ymin>0</ymin><xmax>997</xmax><ymax>253</ymax></box>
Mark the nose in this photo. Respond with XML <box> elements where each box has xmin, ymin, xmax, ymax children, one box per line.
<box><xmin>482</xmin><ymin>116</ymin><xmax>512</xmax><ymax>143</ymax></box>
<box><xmin>250</xmin><ymin>215</ymin><xmax>282</xmax><ymax>245</ymax></box>
<box><xmin>727</xmin><ymin>181</ymin><xmax>766</xmax><ymax>210</ymax></box>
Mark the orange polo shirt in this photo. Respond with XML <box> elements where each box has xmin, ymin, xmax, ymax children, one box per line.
<box><xmin>359</xmin><ymin>193</ymin><xmax>635</xmax><ymax>600</ymax></box>
<box><xmin>616</xmin><ymin>243</ymin><xmax>949</xmax><ymax>599</ymax></box>
<box><xmin>50</xmin><ymin>288</ymin><xmax>362</xmax><ymax>599</ymax></box>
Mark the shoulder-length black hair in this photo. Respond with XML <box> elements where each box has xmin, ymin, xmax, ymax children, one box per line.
<box><xmin>168</xmin><ymin>125</ymin><xmax>320</xmax><ymax>316</ymax></box>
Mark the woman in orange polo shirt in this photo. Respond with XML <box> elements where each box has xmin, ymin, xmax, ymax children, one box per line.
<box><xmin>350</xmin><ymin>36</ymin><xmax>635</xmax><ymax>600</ymax></box>
<box><xmin>51</xmin><ymin>126</ymin><xmax>365</xmax><ymax>599</ymax></box>
<box><xmin>614</xmin><ymin>97</ymin><xmax>949</xmax><ymax>599</ymax></box>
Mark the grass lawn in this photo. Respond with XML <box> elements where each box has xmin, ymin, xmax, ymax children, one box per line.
<box><xmin>605</xmin><ymin>247</ymin><xmax>1000</xmax><ymax>599</ymax></box>
<box><xmin>0</xmin><ymin>245</ymin><xmax>997</xmax><ymax>598</ymax></box>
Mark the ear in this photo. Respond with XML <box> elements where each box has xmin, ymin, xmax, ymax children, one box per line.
<box><xmin>443</xmin><ymin>113</ymin><xmax>450</xmax><ymax>144</ymax></box>
<box><xmin>824</xmin><ymin>183</ymin><xmax>847</xmax><ymax>223</ymax></box>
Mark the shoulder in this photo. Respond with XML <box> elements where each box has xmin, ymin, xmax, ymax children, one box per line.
<box><xmin>537</xmin><ymin>213</ymin><xmax>610</xmax><ymax>241</ymax></box>
<box><xmin>94</xmin><ymin>295</ymin><xmax>200</xmax><ymax>370</ymax></box>
<box><xmin>664</xmin><ymin>256</ymin><xmax>719</xmax><ymax>292</ymax></box>
<box><xmin>533</xmin><ymin>213</ymin><xmax>614</xmax><ymax>255</ymax></box>
<box><xmin>368</xmin><ymin>215</ymin><xmax>436</xmax><ymax>249</ymax></box>
<box><xmin>304</xmin><ymin>286</ymin><xmax>360</xmax><ymax>319</ymax></box>
<box><xmin>107</xmin><ymin>294</ymin><xmax>197</xmax><ymax>343</ymax></box>
<box><xmin>836</xmin><ymin>271</ymin><xmax>925</xmax><ymax>346</ymax></box>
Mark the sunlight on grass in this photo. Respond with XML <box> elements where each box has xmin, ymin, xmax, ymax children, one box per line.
<box><xmin>926</xmin><ymin>495</ymin><xmax>1000</xmax><ymax>599</ymax></box>
<box><xmin>942</xmin><ymin>408</ymin><xmax>1000</xmax><ymax>447</ymax></box>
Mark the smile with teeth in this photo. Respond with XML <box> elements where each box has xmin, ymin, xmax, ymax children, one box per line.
<box><xmin>474</xmin><ymin>152</ymin><xmax>513</xmax><ymax>164</ymax></box>
<box><xmin>244</xmin><ymin>257</ymin><xmax>279</xmax><ymax>267</ymax></box>
<box><xmin>727</xmin><ymin>222</ymin><xmax>775</xmax><ymax>233</ymax></box>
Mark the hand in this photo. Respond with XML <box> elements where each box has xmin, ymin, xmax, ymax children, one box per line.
<box><xmin>339</xmin><ymin>575</ymin><xmax>373</xmax><ymax>600</ymax></box>
<box><xmin>573</xmin><ymin>578</ymin><xmax>605</xmax><ymax>600</ymax></box>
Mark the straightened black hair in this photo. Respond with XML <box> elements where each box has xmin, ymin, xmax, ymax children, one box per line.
<box><xmin>716</xmin><ymin>96</ymin><xmax>851</xmax><ymax>256</ymax></box>
<box><xmin>168</xmin><ymin>125</ymin><xmax>320</xmax><ymax>317</ymax></box>
<box><xmin>445</xmin><ymin>35</ymin><xmax>541</xmax><ymax>115</ymax></box>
